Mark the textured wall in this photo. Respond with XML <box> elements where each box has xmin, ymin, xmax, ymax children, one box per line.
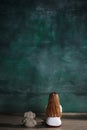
<box><xmin>0</xmin><ymin>0</ymin><xmax>87</xmax><ymax>113</ymax></box>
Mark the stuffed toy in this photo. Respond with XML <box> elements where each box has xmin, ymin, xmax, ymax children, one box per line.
<box><xmin>46</xmin><ymin>92</ymin><xmax>62</xmax><ymax>127</ymax></box>
<box><xmin>22</xmin><ymin>111</ymin><xmax>37</xmax><ymax>127</ymax></box>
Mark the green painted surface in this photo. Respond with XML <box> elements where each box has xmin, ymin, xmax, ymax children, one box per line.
<box><xmin>0</xmin><ymin>0</ymin><xmax>87</xmax><ymax>113</ymax></box>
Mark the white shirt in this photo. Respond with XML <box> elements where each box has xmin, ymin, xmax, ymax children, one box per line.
<box><xmin>46</xmin><ymin>117</ymin><xmax>62</xmax><ymax>126</ymax></box>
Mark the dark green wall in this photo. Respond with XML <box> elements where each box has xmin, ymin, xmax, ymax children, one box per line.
<box><xmin>0</xmin><ymin>0</ymin><xmax>87</xmax><ymax>113</ymax></box>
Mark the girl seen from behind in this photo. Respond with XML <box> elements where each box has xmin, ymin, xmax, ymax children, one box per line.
<box><xmin>46</xmin><ymin>92</ymin><xmax>62</xmax><ymax>127</ymax></box>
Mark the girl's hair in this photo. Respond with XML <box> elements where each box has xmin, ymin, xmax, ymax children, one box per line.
<box><xmin>46</xmin><ymin>92</ymin><xmax>62</xmax><ymax>117</ymax></box>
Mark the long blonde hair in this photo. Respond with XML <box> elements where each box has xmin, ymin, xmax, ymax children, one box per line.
<box><xmin>46</xmin><ymin>92</ymin><xmax>62</xmax><ymax>117</ymax></box>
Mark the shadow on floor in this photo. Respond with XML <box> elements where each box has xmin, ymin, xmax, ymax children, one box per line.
<box><xmin>0</xmin><ymin>122</ymin><xmax>62</xmax><ymax>129</ymax></box>
<box><xmin>0</xmin><ymin>121</ymin><xmax>47</xmax><ymax>128</ymax></box>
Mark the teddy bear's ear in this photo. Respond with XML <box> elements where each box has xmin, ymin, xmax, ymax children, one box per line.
<box><xmin>24</xmin><ymin>112</ymin><xmax>27</xmax><ymax>117</ymax></box>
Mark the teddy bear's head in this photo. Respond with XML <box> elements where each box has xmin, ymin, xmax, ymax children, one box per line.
<box><xmin>24</xmin><ymin>111</ymin><xmax>36</xmax><ymax>119</ymax></box>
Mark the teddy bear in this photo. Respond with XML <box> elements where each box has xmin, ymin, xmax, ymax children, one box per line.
<box><xmin>22</xmin><ymin>111</ymin><xmax>37</xmax><ymax>127</ymax></box>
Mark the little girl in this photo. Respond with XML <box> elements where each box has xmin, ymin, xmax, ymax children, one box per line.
<box><xmin>46</xmin><ymin>92</ymin><xmax>62</xmax><ymax>127</ymax></box>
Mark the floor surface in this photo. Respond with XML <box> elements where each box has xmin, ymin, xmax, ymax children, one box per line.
<box><xmin>0</xmin><ymin>113</ymin><xmax>87</xmax><ymax>130</ymax></box>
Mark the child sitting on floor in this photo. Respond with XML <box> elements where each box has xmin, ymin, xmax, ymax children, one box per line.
<box><xmin>46</xmin><ymin>92</ymin><xmax>62</xmax><ymax>127</ymax></box>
